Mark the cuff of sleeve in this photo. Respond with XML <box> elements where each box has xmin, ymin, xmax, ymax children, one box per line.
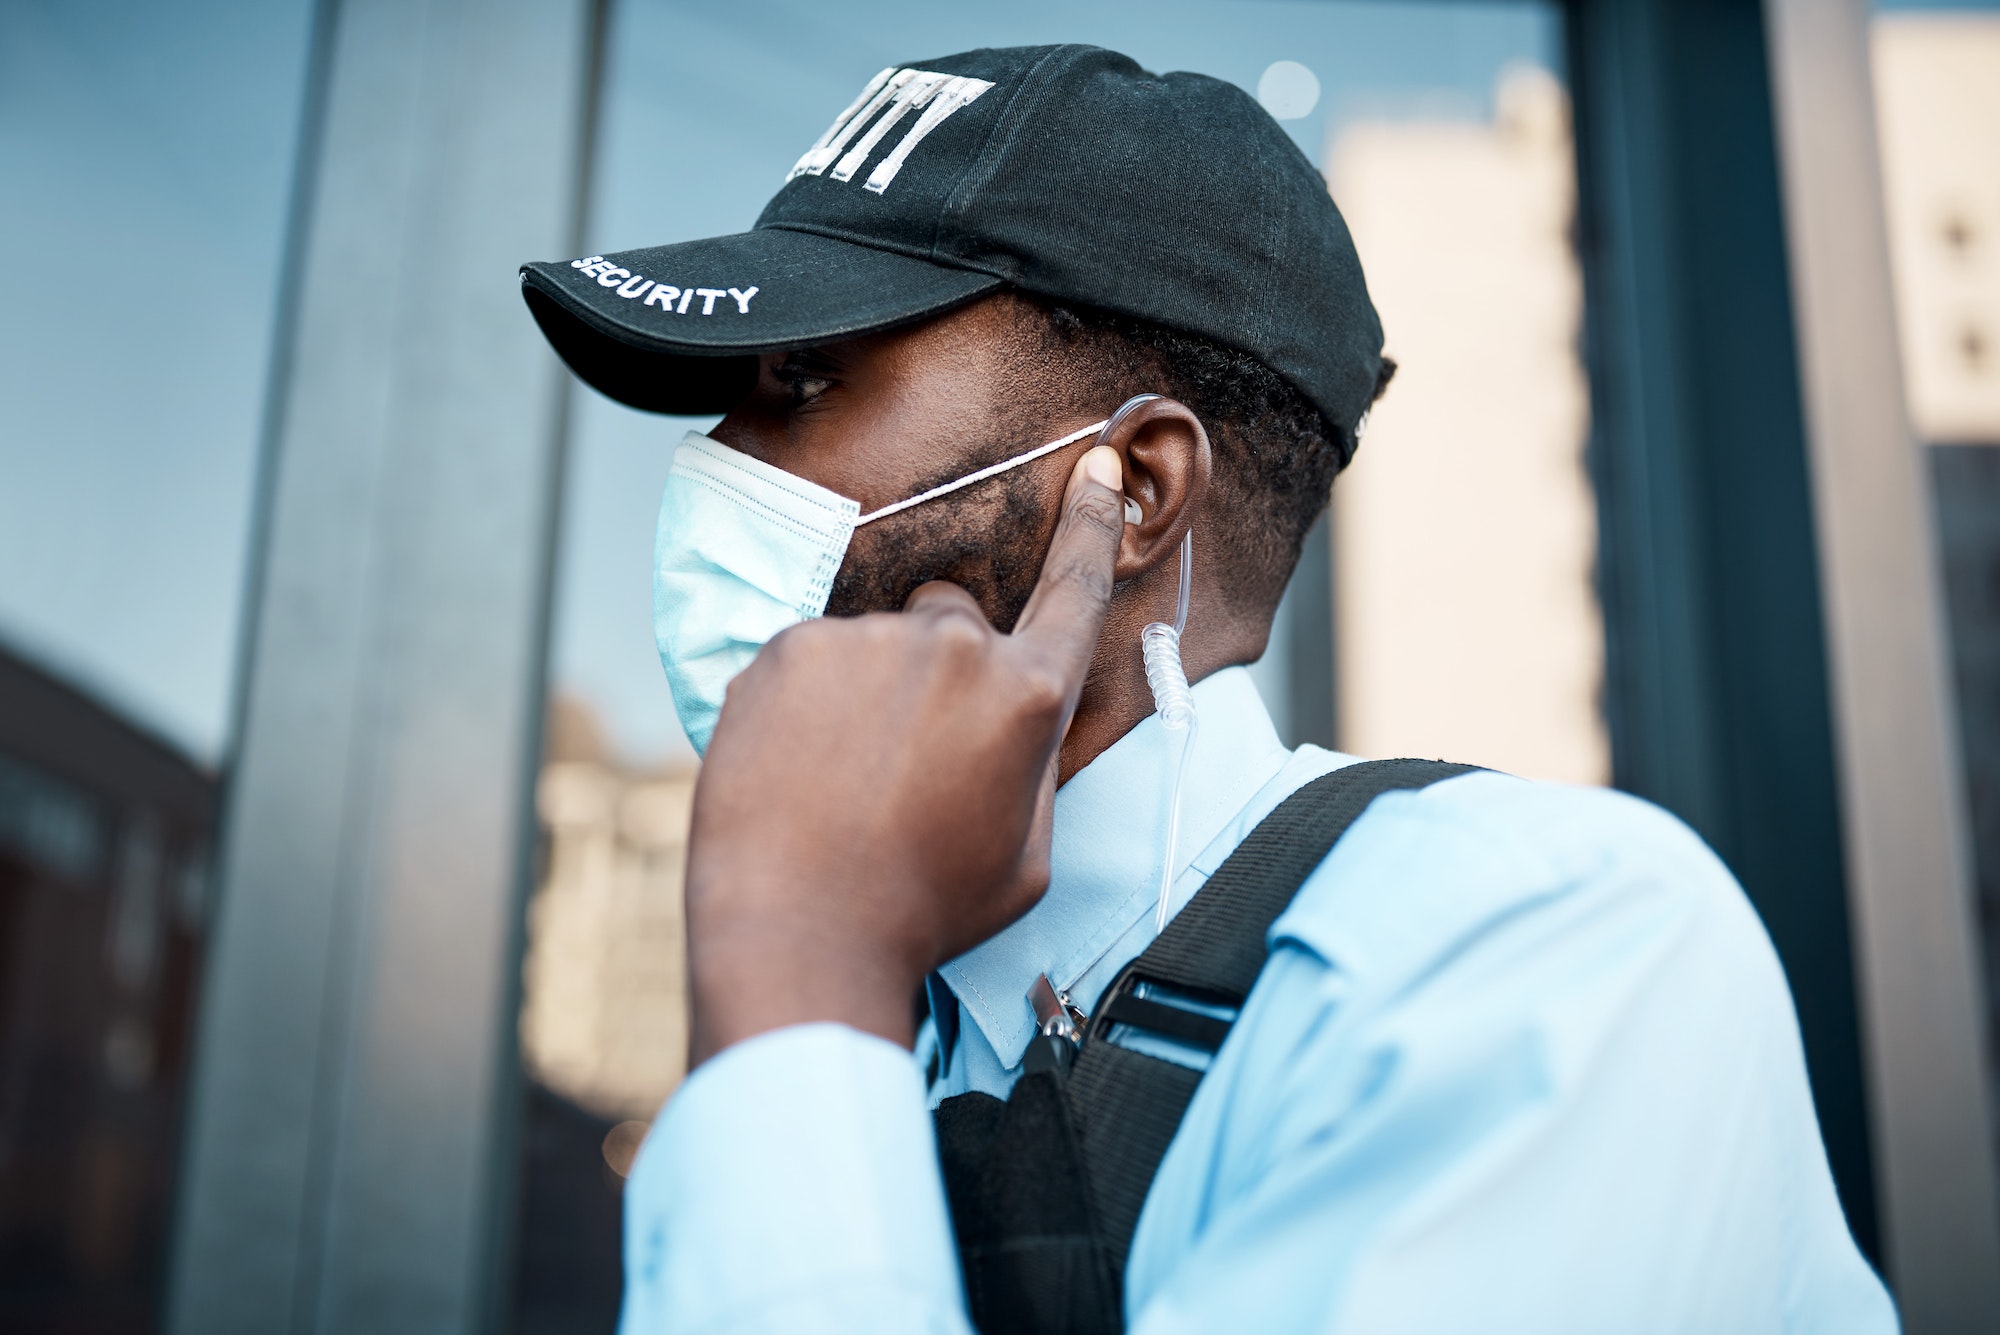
<box><xmin>621</xmin><ymin>1023</ymin><xmax>965</xmax><ymax>1334</ymax></box>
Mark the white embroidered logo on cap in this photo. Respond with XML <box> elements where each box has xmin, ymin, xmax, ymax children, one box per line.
<box><xmin>787</xmin><ymin>67</ymin><xmax>995</xmax><ymax>194</ymax></box>
<box><xmin>568</xmin><ymin>257</ymin><xmax>757</xmax><ymax>318</ymax></box>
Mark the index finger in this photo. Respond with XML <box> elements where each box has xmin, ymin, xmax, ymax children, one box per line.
<box><xmin>1011</xmin><ymin>445</ymin><xmax>1126</xmax><ymax>683</ymax></box>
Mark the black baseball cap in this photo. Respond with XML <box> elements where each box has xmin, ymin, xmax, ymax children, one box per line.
<box><xmin>520</xmin><ymin>44</ymin><xmax>1383</xmax><ymax>443</ymax></box>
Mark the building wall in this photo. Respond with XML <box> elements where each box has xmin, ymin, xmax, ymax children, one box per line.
<box><xmin>1873</xmin><ymin>14</ymin><xmax>2000</xmax><ymax>446</ymax></box>
<box><xmin>0</xmin><ymin>647</ymin><xmax>216</xmax><ymax>1335</ymax></box>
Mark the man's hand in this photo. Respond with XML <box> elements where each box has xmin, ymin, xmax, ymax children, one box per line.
<box><xmin>683</xmin><ymin>446</ymin><xmax>1127</xmax><ymax>1064</ymax></box>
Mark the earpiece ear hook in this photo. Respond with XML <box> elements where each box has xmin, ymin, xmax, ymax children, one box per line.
<box><xmin>1102</xmin><ymin>393</ymin><xmax>1162</xmax><ymax>525</ymax></box>
<box><xmin>1104</xmin><ymin>391</ymin><xmax>1168</xmax><ymax>527</ymax></box>
<box><xmin>1098</xmin><ymin>392</ymin><xmax>1192</xmax><ymax>636</ymax></box>
<box><xmin>1102</xmin><ymin>392</ymin><xmax>1164</xmax><ymax>432</ymax></box>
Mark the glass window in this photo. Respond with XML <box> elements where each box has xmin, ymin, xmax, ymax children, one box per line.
<box><xmin>512</xmin><ymin>4</ymin><xmax>1591</xmax><ymax>1327</ymax></box>
<box><xmin>1870</xmin><ymin>0</ymin><xmax>2000</xmax><ymax>1190</ymax></box>
<box><xmin>0</xmin><ymin>2</ymin><xmax>315</xmax><ymax>1331</ymax></box>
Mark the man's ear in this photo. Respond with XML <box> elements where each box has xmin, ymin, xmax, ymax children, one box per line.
<box><xmin>1099</xmin><ymin>396</ymin><xmax>1211</xmax><ymax>582</ymax></box>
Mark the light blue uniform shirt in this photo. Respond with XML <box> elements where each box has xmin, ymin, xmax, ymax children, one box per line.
<box><xmin>621</xmin><ymin>668</ymin><xmax>1895</xmax><ymax>1333</ymax></box>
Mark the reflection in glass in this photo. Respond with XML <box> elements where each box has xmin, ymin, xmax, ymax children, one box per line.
<box><xmin>0</xmin><ymin>655</ymin><xmax>216</xmax><ymax>1335</ymax></box>
<box><xmin>0</xmin><ymin>4</ymin><xmax>314</xmax><ymax>1330</ymax></box>
<box><xmin>521</xmin><ymin>697</ymin><xmax>694</xmax><ymax>1123</ymax></box>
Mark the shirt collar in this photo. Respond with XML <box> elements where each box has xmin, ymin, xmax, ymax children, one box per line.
<box><xmin>938</xmin><ymin>666</ymin><xmax>1294</xmax><ymax>1067</ymax></box>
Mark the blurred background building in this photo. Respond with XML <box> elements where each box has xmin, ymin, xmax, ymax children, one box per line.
<box><xmin>2</xmin><ymin>1</ymin><xmax>1997</xmax><ymax>1333</ymax></box>
<box><xmin>0</xmin><ymin>647</ymin><xmax>215</xmax><ymax>1335</ymax></box>
<box><xmin>1873</xmin><ymin>15</ymin><xmax>2000</xmax><ymax>1103</ymax></box>
<box><xmin>1330</xmin><ymin>62</ymin><xmax>1606</xmax><ymax>784</ymax></box>
<box><xmin>521</xmin><ymin>697</ymin><xmax>691</xmax><ymax>1128</ymax></box>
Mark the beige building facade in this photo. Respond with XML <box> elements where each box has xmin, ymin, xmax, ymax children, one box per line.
<box><xmin>1872</xmin><ymin>13</ymin><xmax>2000</xmax><ymax>445</ymax></box>
<box><xmin>1329</xmin><ymin>66</ymin><xmax>1608</xmax><ymax>785</ymax></box>
<box><xmin>520</xmin><ymin>697</ymin><xmax>694</xmax><ymax>1123</ymax></box>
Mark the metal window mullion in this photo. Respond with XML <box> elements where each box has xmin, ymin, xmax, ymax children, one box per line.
<box><xmin>1761</xmin><ymin>1</ymin><xmax>2000</xmax><ymax>1326</ymax></box>
<box><xmin>166</xmin><ymin>1</ymin><xmax>600</xmax><ymax>1332</ymax></box>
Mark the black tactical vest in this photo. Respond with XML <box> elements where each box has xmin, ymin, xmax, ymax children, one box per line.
<box><xmin>932</xmin><ymin>759</ymin><xmax>1475</xmax><ymax>1334</ymax></box>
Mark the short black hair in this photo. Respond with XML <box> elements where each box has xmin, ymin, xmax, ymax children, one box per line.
<box><xmin>1017</xmin><ymin>295</ymin><xmax>1393</xmax><ymax>612</ymax></box>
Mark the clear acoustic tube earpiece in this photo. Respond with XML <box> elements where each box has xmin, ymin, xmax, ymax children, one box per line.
<box><xmin>1026</xmin><ymin>395</ymin><xmax>1200</xmax><ymax>1046</ymax></box>
<box><xmin>1095</xmin><ymin>394</ymin><xmax>1200</xmax><ymax>934</ymax></box>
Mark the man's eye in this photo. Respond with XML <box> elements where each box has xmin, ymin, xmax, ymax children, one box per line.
<box><xmin>773</xmin><ymin>358</ymin><xmax>834</xmax><ymax>407</ymax></box>
<box><xmin>782</xmin><ymin>373</ymin><xmax>830</xmax><ymax>406</ymax></box>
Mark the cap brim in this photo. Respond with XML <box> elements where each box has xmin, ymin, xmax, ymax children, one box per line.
<box><xmin>520</xmin><ymin>226</ymin><xmax>1004</xmax><ymax>415</ymax></box>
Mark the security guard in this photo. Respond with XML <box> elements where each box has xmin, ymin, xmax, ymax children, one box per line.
<box><xmin>520</xmin><ymin>43</ymin><xmax>1892</xmax><ymax>1335</ymax></box>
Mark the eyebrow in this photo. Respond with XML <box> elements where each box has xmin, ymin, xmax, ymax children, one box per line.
<box><xmin>776</xmin><ymin>346</ymin><xmax>844</xmax><ymax>376</ymax></box>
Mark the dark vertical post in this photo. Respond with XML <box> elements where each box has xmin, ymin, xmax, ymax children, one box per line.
<box><xmin>1285</xmin><ymin>513</ymin><xmax>1337</xmax><ymax>751</ymax></box>
<box><xmin>1567</xmin><ymin>0</ymin><xmax>1878</xmax><ymax>1263</ymax></box>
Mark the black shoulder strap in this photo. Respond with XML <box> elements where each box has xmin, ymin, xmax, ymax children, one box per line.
<box><xmin>1114</xmin><ymin>757</ymin><xmax>1476</xmax><ymax>1006</ymax></box>
<box><xmin>935</xmin><ymin>758</ymin><xmax>1475</xmax><ymax>1335</ymax></box>
<box><xmin>1065</xmin><ymin>758</ymin><xmax>1476</xmax><ymax>1290</ymax></box>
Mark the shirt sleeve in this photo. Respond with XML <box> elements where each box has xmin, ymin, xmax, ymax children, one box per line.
<box><xmin>619</xmin><ymin>1023</ymin><xmax>972</xmax><ymax>1335</ymax></box>
<box><xmin>1121</xmin><ymin>780</ymin><xmax>1898</xmax><ymax>1335</ymax></box>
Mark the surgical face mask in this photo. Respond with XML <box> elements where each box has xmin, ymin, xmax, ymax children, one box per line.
<box><xmin>653</xmin><ymin>418</ymin><xmax>1110</xmax><ymax>754</ymax></box>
